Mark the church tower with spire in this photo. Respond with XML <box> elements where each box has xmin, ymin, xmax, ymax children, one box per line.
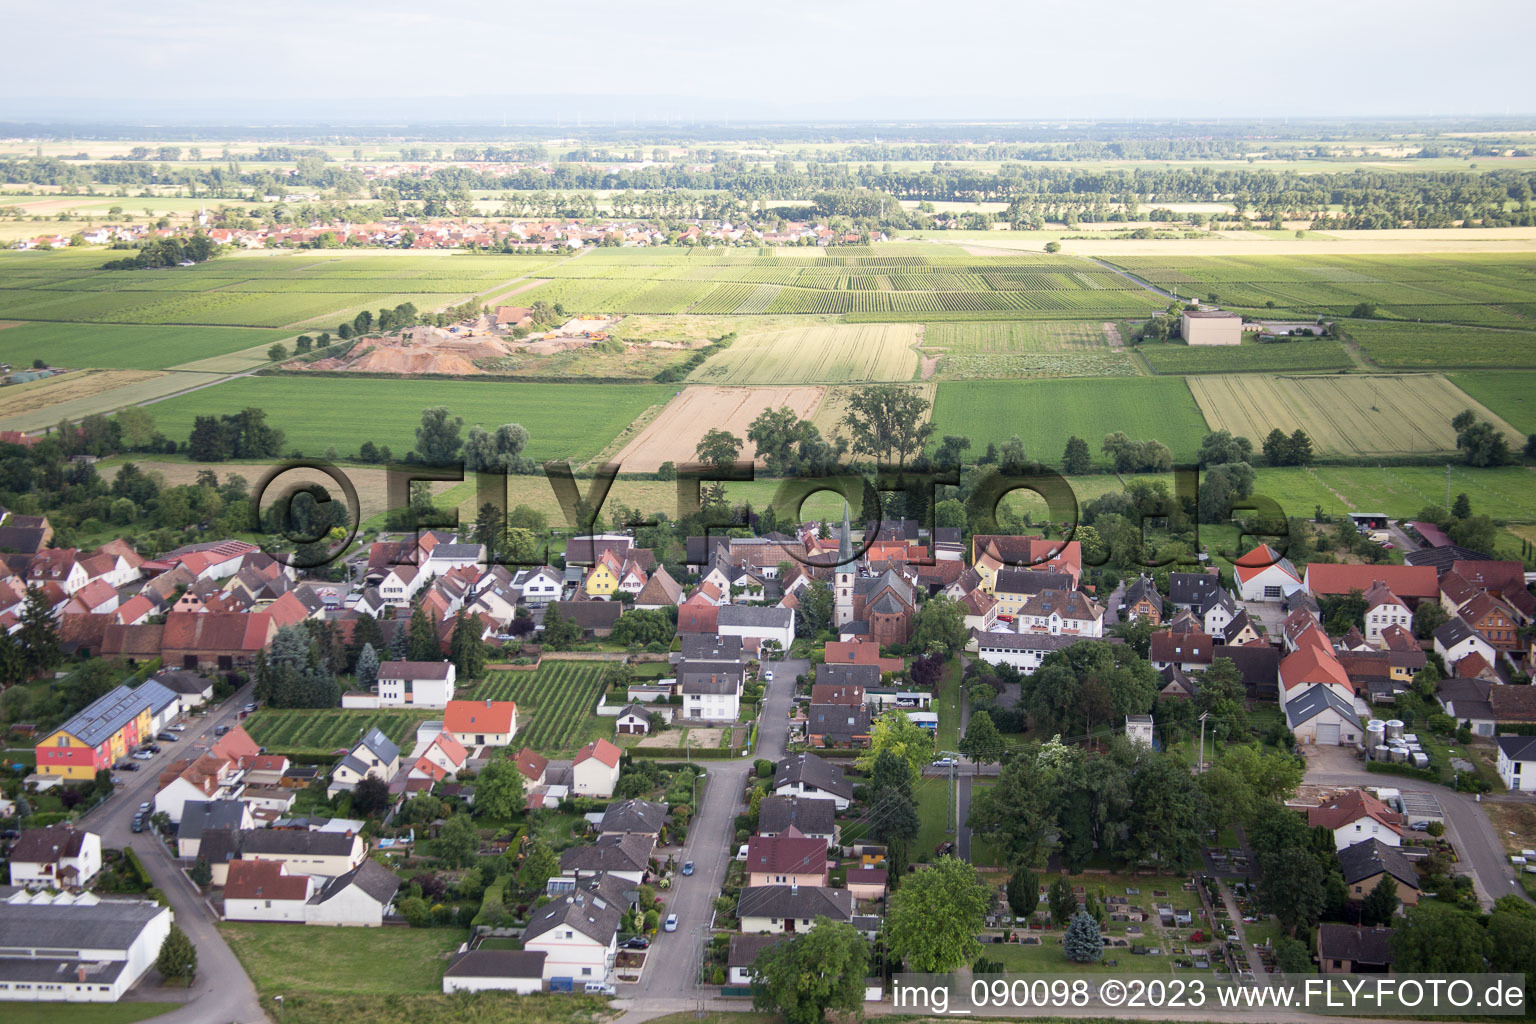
<box><xmin>834</xmin><ymin>501</ymin><xmax>855</xmax><ymax>626</ymax></box>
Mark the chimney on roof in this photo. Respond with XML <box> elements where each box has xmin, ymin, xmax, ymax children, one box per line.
<box><xmin>790</xmin><ymin>880</ymin><xmax>798</xmax><ymax>894</ymax></box>
<box><xmin>76</xmin><ymin>964</ymin><xmax>88</xmax><ymax>983</ymax></box>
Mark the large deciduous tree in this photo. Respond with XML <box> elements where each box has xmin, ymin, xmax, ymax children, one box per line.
<box><xmin>839</xmin><ymin>384</ymin><xmax>934</xmax><ymax>468</ymax></box>
<box><xmin>885</xmin><ymin>857</ymin><xmax>991</xmax><ymax>971</ymax></box>
<box><xmin>750</xmin><ymin>919</ymin><xmax>870</xmax><ymax>1024</ymax></box>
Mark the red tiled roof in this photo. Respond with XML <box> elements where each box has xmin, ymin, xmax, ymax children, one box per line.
<box><xmin>444</xmin><ymin>700</ymin><xmax>517</xmax><ymax>735</ymax></box>
<box><xmin>161</xmin><ymin>611</ymin><xmax>273</xmax><ymax>654</ymax></box>
<box><xmin>1306</xmin><ymin>563</ymin><xmax>1437</xmax><ymax>600</ymax></box>
<box><xmin>1307</xmin><ymin>790</ymin><xmax>1403</xmax><ymax>835</ymax></box>
<box><xmin>225</xmin><ymin>859</ymin><xmax>309</xmax><ymax>901</ymax></box>
<box><xmin>575</xmin><ymin>738</ymin><xmax>621</xmax><ymax>768</ymax></box>
<box><xmin>513</xmin><ymin>746</ymin><xmax>548</xmax><ymax>782</ymax></box>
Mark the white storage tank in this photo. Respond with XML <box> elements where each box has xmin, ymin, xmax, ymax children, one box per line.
<box><xmin>1386</xmin><ymin>719</ymin><xmax>1405</xmax><ymax>741</ymax></box>
<box><xmin>1373</xmin><ymin>745</ymin><xmax>1392</xmax><ymax>762</ymax></box>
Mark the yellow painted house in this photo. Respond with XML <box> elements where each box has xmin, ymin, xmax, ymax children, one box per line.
<box><xmin>584</xmin><ymin>553</ymin><xmax>622</xmax><ymax>598</ymax></box>
<box><xmin>35</xmin><ymin>685</ymin><xmax>155</xmax><ymax>779</ymax></box>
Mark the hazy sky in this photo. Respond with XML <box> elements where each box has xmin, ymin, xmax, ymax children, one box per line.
<box><xmin>4</xmin><ymin>0</ymin><xmax>1531</xmax><ymax>120</ymax></box>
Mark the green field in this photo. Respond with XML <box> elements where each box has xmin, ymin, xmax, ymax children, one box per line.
<box><xmin>1450</xmin><ymin>371</ymin><xmax>1536</xmax><ymax>434</ymax></box>
<box><xmin>688</xmin><ymin>322</ymin><xmax>920</xmax><ymax>384</ymax></box>
<box><xmin>517</xmin><ymin>248</ymin><xmax>1168</xmax><ymax>318</ymax></box>
<box><xmin>221</xmin><ymin>922</ymin><xmax>466</xmax><ymax>994</ymax></box>
<box><xmin>6</xmin><ymin>1005</ymin><xmax>181</xmax><ymax>1024</ymax></box>
<box><xmin>930</xmin><ymin>377</ymin><xmax>1210</xmax><ymax>465</ymax></box>
<box><xmin>474</xmin><ymin>661</ymin><xmax>610</xmax><ymax>755</ymax></box>
<box><xmin>0</xmin><ymin>321</ymin><xmax>293</xmax><ymax>370</ymax></box>
<box><xmin>1108</xmin><ymin>253</ymin><xmax>1536</xmax><ymax>327</ymax></box>
<box><xmin>1247</xmin><ymin>465</ymin><xmax>1536</xmax><ymax>522</ymax></box>
<box><xmin>241</xmin><ymin>708</ymin><xmax>434</xmax><ymax>758</ymax></box>
<box><xmin>1346</xmin><ymin>320</ymin><xmax>1536</xmax><ymax>368</ymax></box>
<box><xmin>1187</xmin><ymin>373</ymin><xmax>1522</xmax><ymax>457</ymax></box>
<box><xmin>144</xmin><ymin>377</ymin><xmax>673</xmax><ymax>463</ymax></box>
<box><xmin>1137</xmin><ymin>338</ymin><xmax>1353</xmax><ymax>373</ymax></box>
<box><xmin>925</xmin><ymin>321</ymin><xmax>1114</xmax><ymax>352</ymax></box>
<box><xmin>0</xmin><ymin>248</ymin><xmax>543</xmax><ymax>329</ymax></box>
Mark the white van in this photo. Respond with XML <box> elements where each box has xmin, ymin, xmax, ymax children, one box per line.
<box><xmin>584</xmin><ymin>981</ymin><xmax>617</xmax><ymax>996</ymax></box>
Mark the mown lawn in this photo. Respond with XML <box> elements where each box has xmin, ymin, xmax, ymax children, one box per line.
<box><xmin>7</xmin><ymin>1004</ymin><xmax>181</xmax><ymax>1024</ymax></box>
<box><xmin>219</xmin><ymin>923</ymin><xmax>467</xmax><ymax>995</ymax></box>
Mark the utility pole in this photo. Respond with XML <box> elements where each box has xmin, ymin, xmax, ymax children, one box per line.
<box><xmin>1197</xmin><ymin>712</ymin><xmax>1210</xmax><ymax>774</ymax></box>
<box><xmin>1446</xmin><ymin>463</ymin><xmax>1451</xmax><ymax>510</ymax></box>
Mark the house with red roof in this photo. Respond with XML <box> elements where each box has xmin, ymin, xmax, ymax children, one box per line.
<box><xmin>1305</xmin><ymin>563</ymin><xmax>1437</xmax><ymax>605</ymax></box>
<box><xmin>1234</xmin><ymin>544</ymin><xmax>1303</xmax><ymax>602</ymax></box>
<box><xmin>1308</xmin><ymin>790</ymin><xmax>1404</xmax><ymax>851</ymax></box>
<box><xmin>444</xmin><ymin>699</ymin><xmax>519</xmax><ymax>747</ymax></box>
<box><xmin>223</xmin><ymin>859</ymin><xmax>314</xmax><ymax>923</ymax></box>
<box><xmin>62</xmin><ymin>578</ymin><xmax>120</xmax><ymax>616</ymax></box>
<box><xmin>1361</xmin><ymin>581</ymin><xmax>1412</xmax><ymax>647</ymax></box>
<box><xmin>409</xmin><ymin>731</ymin><xmax>469</xmax><ymax>783</ymax></box>
<box><xmin>161</xmin><ymin>611</ymin><xmax>275</xmax><ymax>671</ymax></box>
<box><xmin>572</xmin><ymin>739</ymin><xmax>622</xmax><ymax>797</ymax></box>
<box><xmin>1279</xmin><ymin>633</ymin><xmax>1354</xmax><ymax>705</ymax></box>
<box><xmin>746</xmin><ymin>827</ymin><xmax>829</xmax><ymax>888</ymax></box>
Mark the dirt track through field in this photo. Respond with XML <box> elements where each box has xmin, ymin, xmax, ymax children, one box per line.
<box><xmin>611</xmin><ymin>385</ymin><xmax>827</xmax><ymax>472</ymax></box>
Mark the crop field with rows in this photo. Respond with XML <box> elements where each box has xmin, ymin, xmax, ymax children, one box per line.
<box><xmin>688</xmin><ymin>323</ymin><xmax>920</xmax><ymax>384</ymax></box>
<box><xmin>242</xmin><ymin>708</ymin><xmax>434</xmax><ymax>758</ymax></box>
<box><xmin>1344</xmin><ymin>320</ymin><xmax>1536</xmax><ymax>369</ymax></box>
<box><xmin>474</xmin><ymin>661</ymin><xmax>610</xmax><ymax>755</ymax></box>
<box><xmin>1107</xmin><ymin>253</ymin><xmax>1536</xmax><ymax>328</ymax></box>
<box><xmin>1138</xmin><ymin>339</ymin><xmax>1353</xmax><ymax>373</ymax></box>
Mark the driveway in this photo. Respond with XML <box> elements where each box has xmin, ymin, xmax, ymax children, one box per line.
<box><xmin>1303</xmin><ymin>749</ymin><xmax>1531</xmax><ymax>909</ymax></box>
<box><xmin>76</xmin><ymin>683</ymin><xmax>270</xmax><ymax>1023</ymax></box>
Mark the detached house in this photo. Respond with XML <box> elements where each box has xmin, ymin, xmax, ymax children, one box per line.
<box><xmin>522</xmin><ymin>892</ymin><xmax>621</xmax><ymax>984</ymax></box>
<box><xmin>328</xmin><ymin>728</ymin><xmax>401</xmax><ymax>797</ymax></box>
<box><xmin>1120</xmin><ymin>576</ymin><xmax>1162</xmax><ymax>625</ymax></box>
<box><xmin>572</xmin><ymin>739</ymin><xmax>622</xmax><ymax>797</ymax></box>
<box><xmin>1338</xmin><ymin>838</ymin><xmax>1420</xmax><ymax>906</ymax></box>
<box><xmin>1361</xmin><ymin>582</ymin><xmax>1412</xmax><ymax>647</ymax></box>
<box><xmin>1309</xmin><ymin>790</ymin><xmax>1405</xmax><ymax>851</ymax></box>
<box><xmin>772</xmin><ymin>753</ymin><xmax>852</xmax><ymax>810</ymax></box>
<box><xmin>376</xmin><ymin>661</ymin><xmax>457</xmax><ymax>708</ymax></box>
<box><xmin>1234</xmin><ymin>544</ymin><xmax>1303</xmax><ymax>602</ymax></box>
<box><xmin>7</xmin><ymin>826</ymin><xmax>102</xmax><ymax>889</ymax></box>
<box><xmin>223</xmin><ymin>859</ymin><xmax>314</xmax><ymax>923</ymax></box>
<box><xmin>746</xmin><ymin>827</ymin><xmax>829</xmax><ymax>888</ymax></box>
<box><xmin>738</xmin><ymin>885</ymin><xmax>854</xmax><ymax>934</ymax></box>
<box><xmin>1496</xmin><ymin>735</ymin><xmax>1536</xmax><ymax>793</ymax></box>
<box><xmin>444</xmin><ymin>699</ymin><xmax>518</xmax><ymax>747</ymax></box>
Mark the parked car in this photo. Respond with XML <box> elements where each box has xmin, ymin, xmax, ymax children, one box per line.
<box><xmin>584</xmin><ymin>982</ymin><xmax>617</xmax><ymax>996</ymax></box>
<box><xmin>243</xmin><ymin>703</ymin><xmax>259</xmax><ymax>713</ymax></box>
<box><xmin>132</xmin><ymin>751</ymin><xmax>154</xmax><ymax>761</ymax></box>
<box><xmin>214</xmin><ymin>724</ymin><xmax>232</xmax><ymax>736</ymax></box>
<box><xmin>932</xmin><ymin>757</ymin><xmax>957</xmax><ymax>768</ymax></box>
<box><xmin>169</xmin><ymin>723</ymin><xmax>187</xmax><ymax>731</ymax></box>
<box><xmin>110</xmin><ymin>775</ymin><xmax>125</xmax><ymax>786</ymax></box>
<box><xmin>682</xmin><ymin>861</ymin><xmax>695</xmax><ymax>876</ymax></box>
<box><xmin>763</xmin><ymin>670</ymin><xmax>773</xmax><ymax>681</ymax></box>
<box><xmin>663</xmin><ymin>914</ymin><xmax>678</xmax><ymax>932</ymax></box>
<box><xmin>131</xmin><ymin>818</ymin><xmax>146</xmax><ymax>833</ymax></box>
<box><xmin>119</xmin><ymin>762</ymin><xmax>140</xmax><ymax>772</ymax></box>
<box><xmin>156</xmin><ymin>733</ymin><xmax>179</xmax><ymax>743</ymax></box>
<box><xmin>622</xmin><ymin>936</ymin><xmax>650</xmax><ymax>950</ymax></box>
<box><xmin>138</xmin><ymin>802</ymin><xmax>151</xmax><ymax>813</ymax></box>
<box><xmin>1410</xmin><ymin>820</ymin><xmax>1430</xmax><ymax>832</ymax></box>
<box><xmin>146</xmin><ymin>744</ymin><xmax>162</xmax><ymax>753</ymax></box>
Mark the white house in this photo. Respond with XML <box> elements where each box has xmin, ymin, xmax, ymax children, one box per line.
<box><xmin>1497</xmin><ymin>736</ymin><xmax>1536</xmax><ymax>793</ymax></box>
<box><xmin>1307</xmin><ymin>790</ymin><xmax>1405</xmax><ymax>851</ymax></box>
<box><xmin>443</xmin><ymin>950</ymin><xmax>547</xmax><ymax>994</ymax></box>
<box><xmin>1125</xmin><ymin>715</ymin><xmax>1154</xmax><ymax>747</ymax></box>
<box><xmin>1016</xmin><ymin>590</ymin><xmax>1103</xmax><ymax>638</ymax></box>
<box><xmin>717</xmin><ymin>605</ymin><xmax>795</xmax><ymax>649</ymax></box>
<box><xmin>514</xmin><ymin>566</ymin><xmax>563</xmax><ymax>606</ymax></box>
<box><xmin>970</xmin><ymin>629</ymin><xmax>1079</xmax><ymax>675</ymax></box>
<box><xmin>572</xmin><ymin>739</ymin><xmax>622</xmax><ymax>797</ymax></box>
<box><xmin>680</xmin><ymin>667</ymin><xmax>744</xmax><ymax>721</ymax></box>
<box><xmin>1181</xmin><ymin>308</ymin><xmax>1242</xmax><ymax>345</ymax></box>
<box><xmin>737</xmin><ymin>885</ymin><xmax>854</xmax><ymax>934</ymax></box>
<box><xmin>1362</xmin><ymin>582</ymin><xmax>1413</xmax><ymax>647</ymax></box>
<box><xmin>304</xmin><ymin>859</ymin><xmax>401</xmax><ymax>926</ymax></box>
<box><xmin>379</xmin><ymin>564</ymin><xmax>427</xmax><ymax>607</ymax></box>
<box><xmin>1234</xmin><ymin>545</ymin><xmax>1304</xmax><ymax>602</ymax></box>
<box><xmin>444</xmin><ymin>699</ymin><xmax>518</xmax><ymax>747</ymax></box>
<box><xmin>222</xmin><ymin>859</ymin><xmax>313</xmax><ymax>923</ymax></box>
<box><xmin>7</xmin><ymin>827</ymin><xmax>102</xmax><ymax>889</ymax></box>
<box><xmin>422</xmin><ymin>542</ymin><xmax>484</xmax><ymax>578</ymax></box>
<box><xmin>0</xmin><ymin>893</ymin><xmax>172</xmax><ymax>1003</ymax></box>
<box><xmin>521</xmin><ymin>892</ymin><xmax>620</xmax><ymax>983</ymax></box>
<box><xmin>772</xmin><ymin>753</ymin><xmax>853</xmax><ymax>811</ymax></box>
<box><xmin>1433</xmin><ymin>618</ymin><xmax>1497</xmax><ymax>670</ymax></box>
<box><xmin>376</xmin><ymin>661</ymin><xmax>457</xmax><ymax>708</ymax></box>
<box><xmin>614</xmin><ymin>704</ymin><xmax>651</xmax><ymax>735</ymax></box>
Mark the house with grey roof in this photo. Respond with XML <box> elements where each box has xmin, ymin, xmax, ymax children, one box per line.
<box><xmin>737</xmin><ymin>884</ymin><xmax>854</xmax><ymax>933</ymax></box>
<box><xmin>176</xmin><ymin>799</ymin><xmax>253</xmax><ymax>858</ymax></box>
<box><xmin>558</xmin><ymin>833</ymin><xmax>655</xmax><ymax>884</ymax></box>
<box><xmin>772</xmin><ymin>753</ymin><xmax>852</xmax><ymax>809</ymax></box>
<box><xmin>522</xmin><ymin>891</ymin><xmax>622</xmax><ymax>983</ymax></box>
<box><xmin>328</xmin><ymin>727</ymin><xmax>400</xmax><ymax>797</ymax></box>
<box><xmin>717</xmin><ymin>605</ymin><xmax>795</xmax><ymax>647</ymax></box>
<box><xmin>305</xmin><ymin>858</ymin><xmax>401</xmax><ymax>926</ymax></box>
<box><xmin>598</xmin><ymin>799</ymin><xmax>667</xmax><ymax>837</ymax></box>
<box><xmin>757</xmin><ymin>796</ymin><xmax>838</xmax><ymax>842</ymax></box>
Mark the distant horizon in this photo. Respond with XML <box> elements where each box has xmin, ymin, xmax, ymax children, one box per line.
<box><xmin>4</xmin><ymin>0</ymin><xmax>1531</xmax><ymax>124</ymax></box>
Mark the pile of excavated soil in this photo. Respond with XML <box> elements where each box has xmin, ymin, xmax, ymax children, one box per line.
<box><xmin>350</xmin><ymin>347</ymin><xmax>482</xmax><ymax>375</ymax></box>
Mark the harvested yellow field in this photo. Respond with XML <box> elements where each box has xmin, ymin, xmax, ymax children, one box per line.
<box><xmin>0</xmin><ymin>368</ymin><xmax>226</xmax><ymax>432</ymax></box>
<box><xmin>1187</xmin><ymin>373</ymin><xmax>1525</xmax><ymax>457</ymax></box>
<box><xmin>611</xmin><ymin>385</ymin><xmax>827</xmax><ymax>472</ymax></box>
<box><xmin>687</xmin><ymin>323</ymin><xmax>920</xmax><ymax>385</ymax></box>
